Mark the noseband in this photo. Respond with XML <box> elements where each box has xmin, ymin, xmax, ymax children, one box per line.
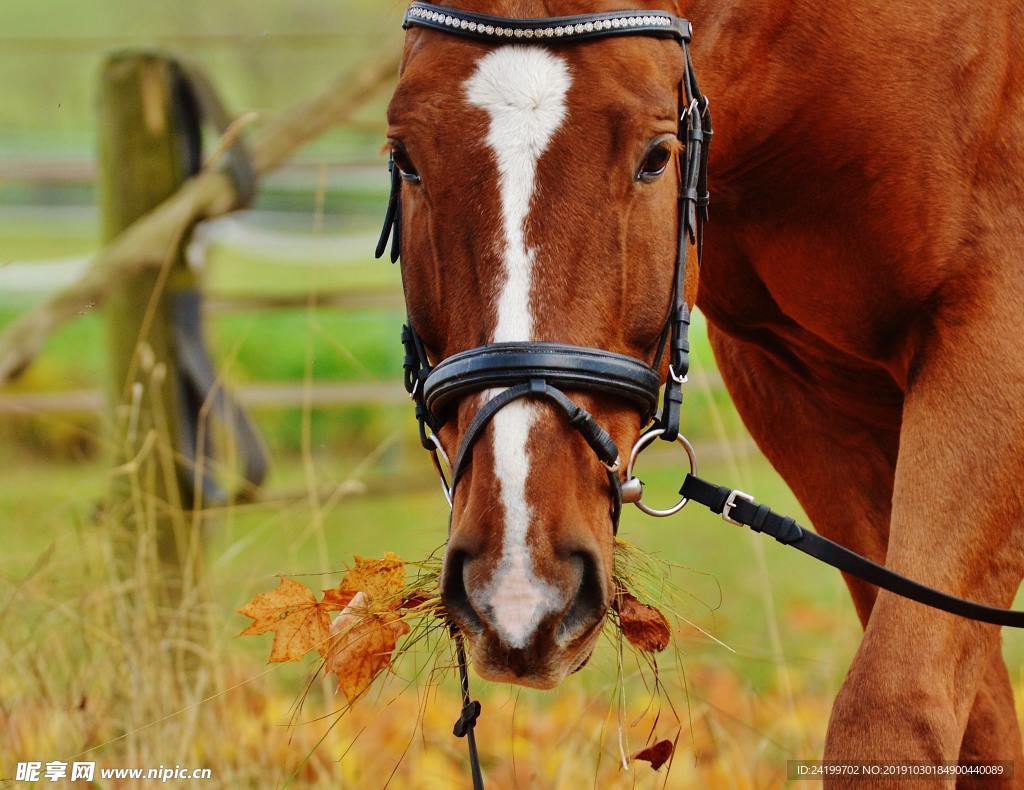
<box><xmin>377</xmin><ymin>2</ymin><xmax>712</xmax><ymax>529</ymax></box>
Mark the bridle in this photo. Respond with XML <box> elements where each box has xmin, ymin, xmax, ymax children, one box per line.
<box><xmin>377</xmin><ymin>2</ymin><xmax>711</xmax><ymax>528</ymax></box>
<box><xmin>377</xmin><ymin>8</ymin><xmax>706</xmax><ymax>785</ymax></box>
<box><xmin>377</xmin><ymin>4</ymin><xmax>1024</xmax><ymax>788</ymax></box>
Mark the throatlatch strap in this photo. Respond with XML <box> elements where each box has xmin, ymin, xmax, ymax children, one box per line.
<box><xmin>680</xmin><ymin>474</ymin><xmax>1024</xmax><ymax>628</ymax></box>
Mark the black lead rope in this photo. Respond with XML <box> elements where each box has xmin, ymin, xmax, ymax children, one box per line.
<box><xmin>452</xmin><ymin>628</ymin><xmax>484</xmax><ymax>790</ymax></box>
<box><xmin>680</xmin><ymin>474</ymin><xmax>1024</xmax><ymax>628</ymax></box>
<box><xmin>448</xmin><ymin>473</ymin><xmax>1024</xmax><ymax>790</ymax></box>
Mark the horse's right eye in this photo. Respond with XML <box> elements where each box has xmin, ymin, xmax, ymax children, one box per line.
<box><xmin>391</xmin><ymin>145</ymin><xmax>421</xmax><ymax>184</ymax></box>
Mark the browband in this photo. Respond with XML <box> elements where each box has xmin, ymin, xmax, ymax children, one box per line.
<box><xmin>403</xmin><ymin>2</ymin><xmax>692</xmax><ymax>43</ymax></box>
<box><xmin>423</xmin><ymin>342</ymin><xmax>662</xmax><ymax>420</ymax></box>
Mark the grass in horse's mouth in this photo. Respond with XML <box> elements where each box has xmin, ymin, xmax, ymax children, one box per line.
<box><xmin>265</xmin><ymin>535</ymin><xmax>733</xmax><ymax>783</ymax></box>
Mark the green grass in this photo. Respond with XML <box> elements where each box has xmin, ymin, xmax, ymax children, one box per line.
<box><xmin>203</xmin><ymin>248</ymin><xmax>395</xmax><ymax>298</ymax></box>
<box><xmin>0</xmin><ymin>438</ymin><xmax>855</xmax><ymax>693</ymax></box>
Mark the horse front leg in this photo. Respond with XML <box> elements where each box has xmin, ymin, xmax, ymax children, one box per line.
<box><xmin>824</xmin><ymin>277</ymin><xmax>1024</xmax><ymax>786</ymax></box>
<box><xmin>957</xmin><ymin>647</ymin><xmax>1021</xmax><ymax>789</ymax></box>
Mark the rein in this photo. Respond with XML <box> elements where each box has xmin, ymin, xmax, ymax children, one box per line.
<box><xmin>378</xmin><ymin>3</ymin><xmax>1024</xmax><ymax>787</ymax></box>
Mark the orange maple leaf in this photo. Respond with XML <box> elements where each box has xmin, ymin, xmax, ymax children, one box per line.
<box><xmin>239</xmin><ymin>553</ymin><xmax>417</xmax><ymax>678</ymax></box>
<box><xmin>326</xmin><ymin>592</ymin><xmax>411</xmax><ymax>701</ymax></box>
<box><xmin>320</xmin><ymin>587</ymin><xmax>357</xmax><ymax>612</ymax></box>
<box><xmin>614</xmin><ymin>588</ymin><xmax>671</xmax><ymax>653</ymax></box>
<box><xmin>237</xmin><ymin>576</ymin><xmax>332</xmax><ymax>663</ymax></box>
<box><xmin>322</xmin><ymin>551</ymin><xmax>406</xmax><ymax>611</ymax></box>
<box><xmin>632</xmin><ymin>739</ymin><xmax>674</xmax><ymax>770</ymax></box>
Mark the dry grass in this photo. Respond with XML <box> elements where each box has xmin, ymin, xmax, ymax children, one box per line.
<box><xmin>0</xmin><ymin>440</ymin><xmax>832</xmax><ymax>790</ymax></box>
<box><xmin>0</xmin><ymin>300</ymin><xmax>844</xmax><ymax>788</ymax></box>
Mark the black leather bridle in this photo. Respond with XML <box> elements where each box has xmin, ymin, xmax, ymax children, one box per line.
<box><xmin>377</xmin><ymin>4</ymin><xmax>1024</xmax><ymax>788</ymax></box>
<box><xmin>377</xmin><ymin>9</ymin><xmax>707</xmax><ymax>784</ymax></box>
<box><xmin>377</xmin><ymin>2</ymin><xmax>711</xmax><ymax>530</ymax></box>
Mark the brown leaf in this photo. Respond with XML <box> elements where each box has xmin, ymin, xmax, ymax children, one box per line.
<box><xmin>324</xmin><ymin>552</ymin><xmax>405</xmax><ymax>610</ymax></box>
<box><xmin>326</xmin><ymin>592</ymin><xmax>410</xmax><ymax>701</ymax></box>
<box><xmin>237</xmin><ymin>576</ymin><xmax>332</xmax><ymax>663</ymax></box>
<box><xmin>614</xmin><ymin>590</ymin><xmax>671</xmax><ymax>652</ymax></box>
<box><xmin>632</xmin><ymin>739</ymin><xmax>674</xmax><ymax>770</ymax></box>
<box><xmin>320</xmin><ymin>587</ymin><xmax>356</xmax><ymax>611</ymax></box>
<box><xmin>398</xmin><ymin>591</ymin><xmax>433</xmax><ymax>611</ymax></box>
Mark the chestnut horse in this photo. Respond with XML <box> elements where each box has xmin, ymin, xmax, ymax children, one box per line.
<box><xmin>385</xmin><ymin>0</ymin><xmax>1024</xmax><ymax>775</ymax></box>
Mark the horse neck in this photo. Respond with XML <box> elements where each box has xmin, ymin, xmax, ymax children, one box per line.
<box><xmin>683</xmin><ymin>0</ymin><xmax>823</xmax><ymax>187</ymax></box>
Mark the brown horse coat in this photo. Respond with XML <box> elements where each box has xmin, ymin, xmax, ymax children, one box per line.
<box><xmin>388</xmin><ymin>0</ymin><xmax>1024</xmax><ymax>778</ymax></box>
<box><xmin>690</xmin><ymin>0</ymin><xmax>1024</xmax><ymax>777</ymax></box>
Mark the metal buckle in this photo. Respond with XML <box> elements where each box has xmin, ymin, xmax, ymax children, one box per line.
<box><xmin>680</xmin><ymin>97</ymin><xmax>699</xmax><ymax>123</ymax></box>
<box><xmin>721</xmin><ymin>489</ymin><xmax>753</xmax><ymax>526</ymax></box>
<box><xmin>668</xmin><ymin>364</ymin><xmax>688</xmax><ymax>385</ymax></box>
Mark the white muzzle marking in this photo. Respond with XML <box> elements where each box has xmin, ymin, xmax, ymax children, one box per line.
<box><xmin>464</xmin><ymin>46</ymin><xmax>572</xmax><ymax>648</ymax></box>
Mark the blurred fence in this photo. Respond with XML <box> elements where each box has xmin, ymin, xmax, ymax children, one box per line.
<box><xmin>0</xmin><ymin>47</ymin><xmax>727</xmax><ymax>421</ymax></box>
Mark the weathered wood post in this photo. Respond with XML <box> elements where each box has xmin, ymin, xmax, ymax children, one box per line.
<box><xmin>97</xmin><ymin>52</ymin><xmax>266</xmax><ymax>673</ymax></box>
<box><xmin>98</xmin><ymin>53</ymin><xmax>202</xmax><ymax>600</ymax></box>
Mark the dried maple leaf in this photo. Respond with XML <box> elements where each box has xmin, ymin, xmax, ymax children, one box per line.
<box><xmin>398</xmin><ymin>591</ymin><xmax>434</xmax><ymax>611</ymax></box>
<box><xmin>632</xmin><ymin>739</ymin><xmax>674</xmax><ymax>770</ymax></box>
<box><xmin>237</xmin><ymin>576</ymin><xmax>332</xmax><ymax>663</ymax></box>
<box><xmin>323</xmin><ymin>552</ymin><xmax>405</xmax><ymax>611</ymax></box>
<box><xmin>326</xmin><ymin>592</ymin><xmax>411</xmax><ymax>701</ymax></box>
<box><xmin>614</xmin><ymin>589</ymin><xmax>671</xmax><ymax>652</ymax></box>
<box><xmin>320</xmin><ymin>587</ymin><xmax>356</xmax><ymax>612</ymax></box>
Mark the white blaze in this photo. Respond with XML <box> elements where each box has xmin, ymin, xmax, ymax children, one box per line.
<box><xmin>464</xmin><ymin>46</ymin><xmax>571</xmax><ymax>648</ymax></box>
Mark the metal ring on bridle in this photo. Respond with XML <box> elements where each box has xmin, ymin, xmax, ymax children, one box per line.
<box><xmin>427</xmin><ymin>432</ymin><xmax>453</xmax><ymax>508</ymax></box>
<box><xmin>624</xmin><ymin>427</ymin><xmax>697</xmax><ymax>517</ymax></box>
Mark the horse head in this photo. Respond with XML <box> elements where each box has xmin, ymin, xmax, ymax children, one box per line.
<box><xmin>383</xmin><ymin>0</ymin><xmax>696</xmax><ymax>688</ymax></box>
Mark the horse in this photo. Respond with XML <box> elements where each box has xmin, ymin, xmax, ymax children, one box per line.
<box><xmin>384</xmin><ymin>0</ymin><xmax>1024</xmax><ymax>775</ymax></box>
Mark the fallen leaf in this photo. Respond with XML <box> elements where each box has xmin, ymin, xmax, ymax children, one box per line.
<box><xmin>632</xmin><ymin>739</ymin><xmax>674</xmax><ymax>770</ymax></box>
<box><xmin>237</xmin><ymin>576</ymin><xmax>332</xmax><ymax>663</ymax></box>
<box><xmin>398</xmin><ymin>591</ymin><xmax>434</xmax><ymax>611</ymax></box>
<box><xmin>327</xmin><ymin>592</ymin><xmax>410</xmax><ymax>701</ymax></box>
<box><xmin>320</xmin><ymin>587</ymin><xmax>356</xmax><ymax>611</ymax></box>
<box><xmin>323</xmin><ymin>552</ymin><xmax>405</xmax><ymax>611</ymax></box>
<box><xmin>614</xmin><ymin>590</ymin><xmax>671</xmax><ymax>652</ymax></box>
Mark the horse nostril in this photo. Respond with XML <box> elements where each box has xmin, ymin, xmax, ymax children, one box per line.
<box><xmin>441</xmin><ymin>550</ymin><xmax>484</xmax><ymax>634</ymax></box>
<box><xmin>557</xmin><ymin>551</ymin><xmax>606</xmax><ymax>643</ymax></box>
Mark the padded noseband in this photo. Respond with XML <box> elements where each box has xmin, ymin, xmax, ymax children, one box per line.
<box><xmin>423</xmin><ymin>343</ymin><xmax>662</xmax><ymax>418</ymax></box>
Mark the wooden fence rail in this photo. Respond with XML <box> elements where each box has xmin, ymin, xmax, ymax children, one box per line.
<box><xmin>0</xmin><ymin>50</ymin><xmax>400</xmax><ymax>385</ymax></box>
<box><xmin>0</xmin><ymin>373</ymin><xmax>725</xmax><ymax>415</ymax></box>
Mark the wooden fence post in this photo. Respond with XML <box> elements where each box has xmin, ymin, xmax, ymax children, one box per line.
<box><xmin>96</xmin><ymin>53</ymin><xmax>269</xmax><ymax>669</ymax></box>
<box><xmin>98</xmin><ymin>53</ymin><xmax>198</xmax><ymax>594</ymax></box>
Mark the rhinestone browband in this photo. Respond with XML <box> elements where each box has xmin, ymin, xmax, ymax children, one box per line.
<box><xmin>403</xmin><ymin>2</ymin><xmax>692</xmax><ymax>43</ymax></box>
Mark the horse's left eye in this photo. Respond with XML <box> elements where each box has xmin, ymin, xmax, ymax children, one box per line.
<box><xmin>637</xmin><ymin>143</ymin><xmax>672</xmax><ymax>182</ymax></box>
